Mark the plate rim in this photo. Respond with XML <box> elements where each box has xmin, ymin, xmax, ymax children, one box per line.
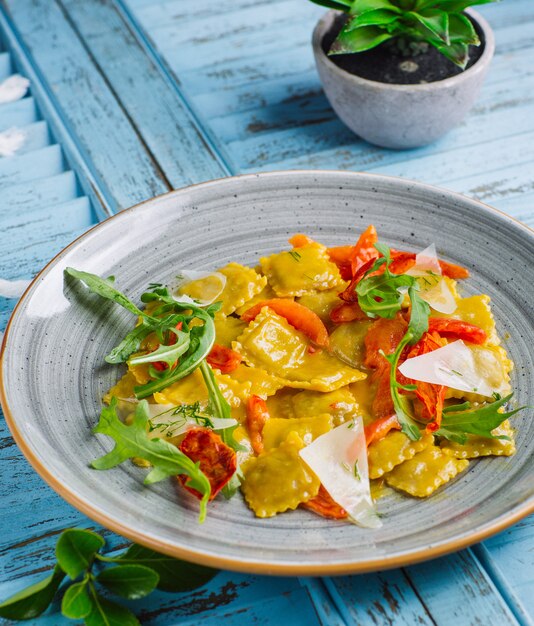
<box><xmin>2</xmin><ymin>169</ymin><xmax>533</xmax><ymax>576</ymax></box>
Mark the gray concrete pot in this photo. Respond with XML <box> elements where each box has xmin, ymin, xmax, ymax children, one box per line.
<box><xmin>312</xmin><ymin>9</ymin><xmax>495</xmax><ymax>149</ymax></box>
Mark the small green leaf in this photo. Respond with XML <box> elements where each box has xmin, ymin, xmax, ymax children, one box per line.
<box><xmin>448</xmin><ymin>13</ymin><xmax>479</xmax><ymax>44</ymax></box>
<box><xmin>329</xmin><ymin>24</ymin><xmax>394</xmax><ymax>54</ymax></box>
<box><xmin>96</xmin><ymin>565</ymin><xmax>159</xmax><ymax>600</ymax></box>
<box><xmin>345</xmin><ymin>8</ymin><xmax>400</xmax><ymax>29</ymax></box>
<box><xmin>351</xmin><ymin>0</ymin><xmax>401</xmax><ymax>14</ymax></box>
<box><xmin>409</xmin><ymin>9</ymin><xmax>449</xmax><ymax>44</ymax></box>
<box><xmin>85</xmin><ymin>590</ymin><xmax>139</xmax><ymax>626</ymax></box>
<box><xmin>128</xmin><ymin>330</ymin><xmax>190</xmax><ymax>367</ymax></box>
<box><xmin>0</xmin><ymin>564</ymin><xmax>65</xmax><ymax>620</ymax></box>
<box><xmin>56</xmin><ymin>529</ymin><xmax>105</xmax><ymax>579</ymax></box>
<box><xmin>434</xmin><ymin>0</ymin><xmax>497</xmax><ymax>11</ymax></box>
<box><xmin>61</xmin><ymin>579</ymin><xmax>92</xmax><ymax>619</ymax></box>
<box><xmin>429</xmin><ymin>38</ymin><xmax>469</xmax><ymax>67</ymax></box>
<box><xmin>307</xmin><ymin>0</ymin><xmax>353</xmax><ymax>10</ymax></box>
<box><xmin>117</xmin><ymin>544</ymin><xmax>218</xmax><ymax>592</ymax></box>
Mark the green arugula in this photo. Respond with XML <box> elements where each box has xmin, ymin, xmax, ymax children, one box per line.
<box><xmin>436</xmin><ymin>393</ymin><xmax>528</xmax><ymax>444</ymax></box>
<box><xmin>92</xmin><ymin>399</ymin><xmax>211</xmax><ymax>522</ymax></box>
<box><xmin>0</xmin><ymin>528</ymin><xmax>217</xmax><ymax>623</ymax></box>
<box><xmin>357</xmin><ymin>245</ymin><xmax>429</xmax><ymax>440</ymax></box>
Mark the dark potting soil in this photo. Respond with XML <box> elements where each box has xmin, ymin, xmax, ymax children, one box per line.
<box><xmin>322</xmin><ymin>15</ymin><xmax>484</xmax><ymax>85</ymax></box>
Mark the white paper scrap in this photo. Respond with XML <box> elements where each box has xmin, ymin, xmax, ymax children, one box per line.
<box><xmin>0</xmin><ymin>74</ymin><xmax>30</xmax><ymax>104</ymax></box>
<box><xmin>0</xmin><ymin>127</ymin><xmax>26</xmax><ymax>157</ymax></box>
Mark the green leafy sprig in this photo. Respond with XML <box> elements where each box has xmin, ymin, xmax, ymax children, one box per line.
<box><xmin>356</xmin><ymin>244</ymin><xmax>429</xmax><ymax>440</ymax></box>
<box><xmin>308</xmin><ymin>0</ymin><xmax>498</xmax><ymax>68</ymax></box>
<box><xmin>0</xmin><ymin>528</ymin><xmax>217</xmax><ymax>624</ymax></box>
<box><xmin>92</xmin><ymin>399</ymin><xmax>212</xmax><ymax>522</ymax></box>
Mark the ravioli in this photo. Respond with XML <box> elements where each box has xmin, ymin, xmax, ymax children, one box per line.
<box><xmin>260</xmin><ymin>243</ymin><xmax>344</xmax><ymax>297</ymax></box>
<box><xmin>385</xmin><ymin>446</ymin><xmax>469</xmax><ymax>497</ymax></box>
<box><xmin>228</xmin><ymin>363</ymin><xmax>285</xmax><ymax>397</ymax></box>
<box><xmin>438</xmin><ymin>294</ymin><xmax>499</xmax><ymax>345</ymax></box>
<box><xmin>297</xmin><ymin>288</ymin><xmax>345</xmax><ymax>325</ymax></box>
<box><xmin>368</xmin><ymin>431</ymin><xmax>434</xmax><ymax>479</ymax></box>
<box><xmin>234</xmin><ymin>309</ymin><xmax>366</xmax><ymax>392</ymax></box>
<box><xmin>441</xmin><ymin>420</ymin><xmax>516</xmax><ymax>458</ymax></box>
<box><xmin>217</xmin><ymin>262</ymin><xmax>267</xmax><ymax>315</ymax></box>
<box><xmin>241</xmin><ymin>431</ymin><xmax>320</xmax><ymax>517</ymax></box>
<box><xmin>104</xmin><ymin>371</ymin><xmax>138</xmax><ymax>404</ymax></box>
<box><xmin>291</xmin><ymin>388</ymin><xmax>361</xmax><ymax>426</ymax></box>
<box><xmin>330</xmin><ymin>320</ymin><xmax>373</xmax><ymax>368</ymax></box>
<box><xmin>213</xmin><ymin>313</ymin><xmax>247</xmax><ymax>348</ymax></box>
<box><xmin>262</xmin><ymin>414</ymin><xmax>333</xmax><ymax>451</ymax></box>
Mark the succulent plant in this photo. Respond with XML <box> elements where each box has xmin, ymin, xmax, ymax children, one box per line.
<box><xmin>310</xmin><ymin>0</ymin><xmax>498</xmax><ymax>67</ymax></box>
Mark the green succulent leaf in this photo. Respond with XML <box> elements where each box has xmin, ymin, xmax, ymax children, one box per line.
<box><xmin>308</xmin><ymin>0</ymin><xmax>353</xmax><ymax>11</ymax></box>
<box><xmin>429</xmin><ymin>38</ymin><xmax>469</xmax><ymax>67</ymax></box>
<box><xmin>61</xmin><ymin>579</ymin><xmax>92</xmax><ymax>619</ymax></box>
<box><xmin>85</xmin><ymin>589</ymin><xmax>139</xmax><ymax>626</ymax></box>
<box><xmin>116</xmin><ymin>544</ymin><xmax>218</xmax><ymax>592</ymax></box>
<box><xmin>56</xmin><ymin>529</ymin><xmax>105</xmax><ymax>579</ymax></box>
<box><xmin>329</xmin><ymin>24</ymin><xmax>395</xmax><ymax>54</ymax></box>
<box><xmin>351</xmin><ymin>0</ymin><xmax>402</xmax><ymax>14</ymax></box>
<box><xmin>345</xmin><ymin>8</ymin><xmax>401</xmax><ymax>29</ymax></box>
<box><xmin>96</xmin><ymin>565</ymin><xmax>159</xmax><ymax>600</ymax></box>
<box><xmin>91</xmin><ymin>399</ymin><xmax>211</xmax><ymax>522</ymax></box>
<box><xmin>409</xmin><ymin>9</ymin><xmax>449</xmax><ymax>43</ymax></box>
<box><xmin>448</xmin><ymin>13</ymin><xmax>479</xmax><ymax>44</ymax></box>
<box><xmin>0</xmin><ymin>565</ymin><xmax>65</xmax><ymax>620</ymax></box>
<box><xmin>434</xmin><ymin>0</ymin><xmax>497</xmax><ymax>11</ymax></box>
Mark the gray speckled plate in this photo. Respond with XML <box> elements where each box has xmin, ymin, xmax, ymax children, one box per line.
<box><xmin>2</xmin><ymin>171</ymin><xmax>533</xmax><ymax>575</ymax></box>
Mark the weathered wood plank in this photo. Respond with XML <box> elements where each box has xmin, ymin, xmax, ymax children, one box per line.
<box><xmin>61</xmin><ymin>0</ymin><xmax>230</xmax><ymax>187</ymax></box>
<box><xmin>0</xmin><ymin>97</ymin><xmax>37</xmax><ymax>131</ymax></box>
<box><xmin>0</xmin><ymin>145</ymin><xmax>65</xmax><ymax>186</ymax></box>
<box><xmin>0</xmin><ymin>170</ymin><xmax>78</xmax><ymax>213</ymax></box>
<box><xmin>6</xmin><ymin>120</ymin><xmax>50</xmax><ymax>155</ymax></box>
<box><xmin>405</xmin><ymin>550</ymin><xmax>519</xmax><ymax>626</ymax></box>
<box><xmin>1</xmin><ymin>0</ymin><xmax>169</xmax><ymax>210</ymax></box>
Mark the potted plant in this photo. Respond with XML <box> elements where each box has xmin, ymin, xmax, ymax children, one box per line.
<box><xmin>310</xmin><ymin>0</ymin><xmax>496</xmax><ymax>149</ymax></box>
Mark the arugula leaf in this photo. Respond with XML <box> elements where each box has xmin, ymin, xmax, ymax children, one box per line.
<box><xmin>129</xmin><ymin>329</ymin><xmax>190</xmax><ymax>367</ymax></box>
<box><xmin>436</xmin><ymin>393</ymin><xmax>527</xmax><ymax>444</ymax></box>
<box><xmin>92</xmin><ymin>399</ymin><xmax>211</xmax><ymax>522</ymax></box>
<box><xmin>56</xmin><ymin>529</ymin><xmax>105</xmax><ymax>579</ymax></box>
<box><xmin>105</xmin><ymin>324</ymin><xmax>155</xmax><ymax>364</ymax></box>
<box><xmin>65</xmin><ymin>268</ymin><xmax>146</xmax><ymax>319</ymax></box>
<box><xmin>96</xmin><ymin>565</ymin><xmax>159</xmax><ymax>600</ymax></box>
<box><xmin>0</xmin><ymin>564</ymin><xmax>65</xmax><ymax>620</ymax></box>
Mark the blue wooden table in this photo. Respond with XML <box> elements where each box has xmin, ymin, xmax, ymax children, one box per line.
<box><xmin>0</xmin><ymin>0</ymin><xmax>533</xmax><ymax>624</ymax></box>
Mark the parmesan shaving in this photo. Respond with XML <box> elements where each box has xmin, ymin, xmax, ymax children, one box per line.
<box><xmin>407</xmin><ymin>243</ymin><xmax>456</xmax><ymax>314</ymax></box>
<box><xmin>398</xmin><ymin>340</ymin><xmax>495</xmax><ymax>397</ymax></box>
<box><xmin>299</xmin><ymin>419</ymin><xmax>382</xmax><ymax>529</ymax></box>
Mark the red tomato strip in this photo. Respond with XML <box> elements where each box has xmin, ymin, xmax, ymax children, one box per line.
<box><xmin>206</xmin><ymin>344</ymin><xmax>242</xmax><ymax>373</ymax></box>
<box><xmin>241</xmin><ymin>298</ymin><xmax>330</xmax><ymax>348</ymax></box>
<box><xmin>339</xmin><ymin>256</ymin><xmax>378</xmax><ymax>303</ymax></box>
<box><xmin>327</xmin><ymin>245</ymin><xmax>353</xmax><ymax>280</ymax></box>
<box><xmin>246</xmin><ymin>395</ymin><xmax>269</xmax><ymax>455</ymax></box>
<box><xmin>427</xmin><ymin>318</ymin><xmax>487</xmax><ymax>345</ymax></box>
<box><xmin>302</xmin><ymin>485</ymin><xmax>347</xmax><ymax>520</ymax></box>
<box><xmin>365</xmin><ymin>414</ymin><xmax>401</xmax><ymax>446</ymax></box>
<box><xmin>350</xmin><ymin>225</ymin><xmax>379</xmax><ymax>276</ymax></box>
<box><xmin>178</xmin><ymin>428</ymin><xmax>237</xmax><ymax>501</ymax></box>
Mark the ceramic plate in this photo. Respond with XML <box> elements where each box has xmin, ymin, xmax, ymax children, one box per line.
<box><xmin>2</xmin><ymin>171</ymin><xmax>533</xmax><ymax>575</ymax></box>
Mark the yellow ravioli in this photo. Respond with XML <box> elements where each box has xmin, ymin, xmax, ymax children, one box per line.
<box><xmin>266</xmin><ymin>388</ymin><xmax>299</xmax><ymax>419</ymax></box>
<box><xmin>228</xmin><ymin>363</ymin><xmax>285</xmax><ymax>398</ymax></box>
<box><xmin>214</xmin><ymin>313</ymin><xmax>247</xmax><ymax>348</ymax></box>
<box><xmin>104</xmin><ymin>371</ymin><xmax>137</xmax><ymax>404</ymax></box>
<box><xmin>262</xmin><ymin>414</ymin><xmax>333</xmax><ymax>450</ymax></box>
<box><xmin>385</xmin><ymin>446</ymin><xmax>469</xmax><ymax>497</ymax></box>
<box><xmin>437</xmin><ymin>294</ymin><xmax>499</xmax><ymax>345</ymax></box>
<box><xmin>368</xmin><ymin>432</ymin><xmax>434</xmax><ymax>479</ymax></box>
<box><xmin>441</xmin><ymin>419</ymin><xmax>516</xmax><ymax>458</ymax></box>
<box><xmin>234</xmin><ymin>284</ymin><xmax>279</xmax><ymax>316</ymax></box>
<box><xmin>241</xmin><ymin>431</ymin><xmax>320</xmax><ymax>517</ymax></box>
<box><xmin>153</xmin><ymin>369</ymin><xmax>251</xmax><ymax>422</ymax></box>
<box><xmin>234</xmin><ymin>309</ymin><xmax>365</xmax><ymax>392</ymax></box>
<box><xmin>291</xmin><ymin>387</ymin><xmax>360</xmax><ymax>426</ymax></box>
<box><xmin>329</xmin><ymin>320</ymin><xmax>373</xmax><ymax>368</ymax></box>
<box><xmin>260</xmin><ymin>243</ymin><xmax>344</xmax><ymax>297</ymax></box>
<box><xmin>297</xmin><ymin>288</ymin><xmax>345</xmax><ymax>325</ymax></box>
<box><xmin>217</xmin><ymin>263</ymin><xmax>267</xmax><ymax>315</ymax></box>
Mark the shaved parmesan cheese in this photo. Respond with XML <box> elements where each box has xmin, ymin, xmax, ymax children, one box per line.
<box><xmin>407</xmin><ymin>244</ymin><xmax>456</xmax><ymax>314</ymax></box>
<box><xmin>398</xmin><ymin>340</ymin><xmax>494</xmax><ymax>398</ymax></box>
<box><xmin>168</xmin><ymin>270</ymin><xmax>226</xmax><ymax>306</ymax></box>
<box><xmin>299</xmin><ymin>418</ymin><xmax>382</xmax><ymax>529</ymax></box>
